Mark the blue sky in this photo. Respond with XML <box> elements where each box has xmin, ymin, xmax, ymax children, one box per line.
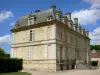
<box><xmin>0</xmin><ymin>0</ymin><xmax>100</xmax><ymax>53</ymax></box>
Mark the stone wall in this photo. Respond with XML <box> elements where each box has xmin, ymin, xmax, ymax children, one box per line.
<box><xmin>23</xmin><ymin>60</ymin><xmax>56</xmax><ymax>71</ymax></box>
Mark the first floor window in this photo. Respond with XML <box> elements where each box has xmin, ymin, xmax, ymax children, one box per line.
<box><xmin>27</xmin><ymin>47</ymin><xmax>33</xmax><ymax>60</ymax></box>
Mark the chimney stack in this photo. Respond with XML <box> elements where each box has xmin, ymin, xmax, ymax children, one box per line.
<box><xmin>50</xmin><ymin>5</ymin><xmax>56</xmax><ymax>9</ymax></box>
<box><xmin>86</xmin><ymin>31</ymin><xmax>89</xmax><ymax>37</ymax></box>
<box><xmin>62</xmin><ymin>16</ymin><xmax>68</xmax><ymax>24</ymax></box>
<box><xmin>56</xmin><ymin>9</ymin><xmax>62</xmax><ymax>21</ymax></box>
<box><xmin>66</xmin><ymin>12</ymin><xmax>71</xmax><ymax>20</ymax></box>
<box><xmin>35</xmin><ymin>10</ymin><xmax>40</xmax><ymax>13</ymax></box>
<box><xmin>74</xmin><ymin>18</ymin><xmax>78</xmax><ymax>25</ymax></box>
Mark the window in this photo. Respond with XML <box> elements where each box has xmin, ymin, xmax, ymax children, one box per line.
<box><xmin>27</xmin><ymin>47</ymin><xmax>33</xmax><ymax>60</ymax></box>
<box><xmin>30</xmin><ymin>30</ymin><xmax>32</xmax><ymax>41</ymax></box>
<box><xmin>29</xmin><ymin>30</ymin><xmax>35</xmax><ymax>41</ymax></box>
<box><xmin>60</xmin><ymin>46</ymin><xmax>63</xmax><ymax>59</ymax></box>
<box><xmin>47</xmin><ymin>15</ymin><xmax>53</xmax><ymax>21</ymax></box>
<box><xmin>28</xmin><ymin>15</ymin><xmax>36</xmax><ymax>26</ymax></box>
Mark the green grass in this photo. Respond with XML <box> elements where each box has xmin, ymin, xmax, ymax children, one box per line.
<box><xmin>0</xmin><ymin>72</ymin><xmax>31</xmax><ymax>75</ymax></box>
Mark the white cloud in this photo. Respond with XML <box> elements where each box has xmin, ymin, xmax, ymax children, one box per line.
<box><xmin>0</xmin><ymin>10</ymin><xmax>14</xmax><ymax>23</ymax></box>
<box><xmin>90</xmin><ymin>4</ymin><xmax>100</xmax><ymax>9</ymax></box>
<box><xmin>0</xmin><ymin>35</ymin><xmax>12</xmax><ymax>47</ymax></box>
<box><xmin>10</xmin><ymin>22</ymin><xmax>15</xmax><ymax>26</ymax></box>
<box><xmin>83</xmin><ymin>0</ymin><xmax>100</xmax><ymax>4</ymax></box>
<box><xmin>89</xmin><ymin>27</ymin><xmax>100</xmax><ymax>45</ymax></box>
<box><xmin>72</xmin><ymin>9</ymin><xmax>100</xmax><ymax>25</ymax></box>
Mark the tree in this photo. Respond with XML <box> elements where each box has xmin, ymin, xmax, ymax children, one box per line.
<box><xmin>0</xmin><ymin>48</ymin><xmax>10</xmax><ymax>58</ymax></box>
<box><xmin>90</xmin><ymin>45</ymin><xmax>100</xmax><ymax>50</ymax></box>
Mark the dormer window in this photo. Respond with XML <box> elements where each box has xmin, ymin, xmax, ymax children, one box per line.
<box><xmin>47</xmin><ymin>15</ymin><xmax>53</xmax><ymax>21</ymax></box>
<box><xmin>28</xmin><ymin>13</ymin><xmax>36</xmax><ymax>25</ymax></box>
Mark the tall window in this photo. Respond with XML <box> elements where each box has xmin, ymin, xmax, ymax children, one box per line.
<box><xmin>60</xmin><ymin>46</ymin><xmax>63</xmax><ymax>59</ymax></box>
<box><xmin>28</xmin><ymin>30</ymin><xmax>35</xmax><ymax>41</ymax></box>
<box><xmin>27</xmin><ymin>47</ymin><xmax>33</xmax><ymax>60</ymax></box>
<box><xmin>30</xmin><ymin>30</ymin><xmax>32</xmax><ymax>41</ymax></box>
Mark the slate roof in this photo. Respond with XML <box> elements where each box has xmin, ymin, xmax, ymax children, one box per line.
<box><xmin>16</xmin><ymin>8</ymin><xmax>57</xmax><ymax>28</ymax></box>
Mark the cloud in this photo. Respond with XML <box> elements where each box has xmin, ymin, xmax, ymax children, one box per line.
<box><xmin>10</xmin><ymin>22</ymin><xmax>15</xmax><ymax>26</ymax></box>
<box><xmin>0</xmin><ymin>35</ymin><xmax>12</xmax><ymax>47</ymax></box>
<box><xmin>89</xmin><ymin>27</ymin><xmax>100</xmax><ymax>45</ymax></box>
<box><xmin>90</xmin><ymin>4</ymin><xmax>100</xmax><ymax>9</ymax></box>
<box><xmin>83</xmin><ymin>0</ymin><xmax>100</xmax><ymax>4</ymax></box>
<box><xmin>72</xmin><ymin>9</ymin><xmax>100</xmax><ymax>25</ymax></box>
<box><xmin>0</xmin><ymin>10</ymin><xmax>14</xmax><ymax>23</ymax></box>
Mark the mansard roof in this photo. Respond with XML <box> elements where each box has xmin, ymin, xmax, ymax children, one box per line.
<box><xmin>11</xmin><ymin>5</ymin><xmax>90</xmax><ymax>39</ymax></box>
<box><xmin>16</xmin><ymin>8</ymin><xmax>56</xmax><ymax>28</ymax></box>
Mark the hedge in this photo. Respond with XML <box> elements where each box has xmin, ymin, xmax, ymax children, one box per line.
<box><xmin>91</xmin><ymin>61</ymin><xmax>98</xmax><ymax>66</ymax></box>
<box><xmin>0</xmin><ymin>58</ymin><xmax>23</xmax><ymax>73</ymax></box>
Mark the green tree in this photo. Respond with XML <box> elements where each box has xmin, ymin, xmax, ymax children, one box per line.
<box><xmin>90</xmin><ymin>45</ymin><xmax>100</xmax><ymax>50</ymax></box>
<box><xmin>0</xmin><ymin>48</ymin><xmax>10</xmax><ymax>58</ymax></box>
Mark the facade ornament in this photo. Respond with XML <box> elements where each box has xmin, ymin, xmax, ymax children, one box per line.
<box><xmin>47</xmin><ymin>15</ymin><xmax>53</xmax><ymax>21</ymax></box>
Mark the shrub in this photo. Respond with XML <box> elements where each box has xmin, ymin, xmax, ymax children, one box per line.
<box><xmin>91</xmin><ymin>61</ymin><xmax>98</xmax><ymax>66</ymax></box>
<box><xmin>0</xmin><ymin>58</ymin><xmax>23</xmax><ymax>73</ymax></box>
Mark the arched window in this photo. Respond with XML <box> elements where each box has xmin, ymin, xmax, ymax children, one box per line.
<box><xmin>30</xmin><ymin>30</ymin><xmax>32</xmax><ymax>41</ymax></box>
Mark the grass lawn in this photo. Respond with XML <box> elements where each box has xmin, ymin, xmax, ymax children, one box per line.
<box><xmin>0</xmin><ymin>72</ymin><xmax>31</xmax><ymax>75</ymax></box>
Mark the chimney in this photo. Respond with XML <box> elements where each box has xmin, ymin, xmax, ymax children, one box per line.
<box><xmin>35</xmin><ymin>10</ymin><xmax>40</xmax><ymax>13</ymax></box>
<box><xmin>74</xmin><ymin>18</ymin><xmax>78</xmax><ymax>25</ymax></box>
<box><xmin>66</xmin><ymin>12</ymin><xmax>71</xmax><ymax>20</ymax></box>
<box><xmin>86</xmin><ymin>31</ymin><xmax>89</xmax><ymax>37</ymax></box>
<box><xmin>50</xmin><ymin>5</ymin><xmax>56</xmax><ymax>9</ymax></box>
<box><xmin>62</xmin><ymin>16</ymin><xmax>68</xmax><ymax>24</ymax></box>
<box><xmin>82</xmin><ymin>28</ymin><xmax>85</xmax><ymax>35</ymax></box>
<box><xmin>56</xmin><ymin>9</ymin><xmax>62</xmax><ymax>21</ymax></box>
<box><xmin>67</xmin><ymin>20</ymin><xmax>73</xmax><ymax>28</ymax></box>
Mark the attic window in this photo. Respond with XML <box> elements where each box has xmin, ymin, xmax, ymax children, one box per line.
<box><xmin>47</xmin><ymin>15</ymin><xmax>53</xmax><ymax>21</ymax></box>
<box><xmin>28</xmin><ymin>13</ymin><xmax>36</xmax><ymax>25</ymax></box>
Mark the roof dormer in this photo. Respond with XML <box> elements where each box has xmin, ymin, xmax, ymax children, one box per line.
<box><xmin>28</xmin><ymin>12</ymin><xmax>36</xmax><ymax>26</ymax></box>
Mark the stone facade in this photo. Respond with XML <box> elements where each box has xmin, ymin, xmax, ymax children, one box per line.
<box><xmin>11</xmin><ymin>5</ymin><xmax>91</xmax><ymax>71</ymax></box>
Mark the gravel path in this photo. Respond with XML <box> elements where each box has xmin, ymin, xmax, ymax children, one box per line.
<box><xmin>22</xmin><ymin>69</ymin><xmax>100</xmax><ymax>75</ymax></box>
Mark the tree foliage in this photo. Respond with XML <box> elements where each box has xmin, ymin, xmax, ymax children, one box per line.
<box><xmin>90</xmin><ymin>45</ymin><xmax>100</xmax><ymax>50</ymax></box>
<box><xmin>0</xmin><ymin>48</ymin><xmax>10</xmax><ymax>58</ymax></box>
<box><xmin>0</xmin><ymin>58</ymin><xmax>23</xmax><ymax>73</ymax></box>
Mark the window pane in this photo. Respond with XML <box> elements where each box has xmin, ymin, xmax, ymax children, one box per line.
<box><xmin>30</xmin><ymin>30</ymin><xmax>32</xmax><ymax>41</ymax></box>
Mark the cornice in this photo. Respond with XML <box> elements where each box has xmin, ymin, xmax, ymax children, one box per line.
<box><xmin>10</xmin><ymin>20</ymin><xmax>90</xmax><ymax>40</ymax></box>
